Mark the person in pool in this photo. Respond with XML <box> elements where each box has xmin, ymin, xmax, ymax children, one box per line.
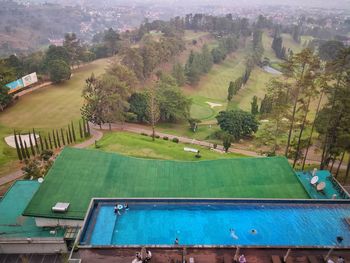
<box><xmin>114</xmin><ymin>203</ymin><xmax>122</xmax><ymax>215</ymax></box>
<box><xmin>251</xmin><ymin>229</ymin><xmax>258</xmax><ymax>235</ymax></box>
<box><xmin>174</xmin><ymin>237</ymin><xmax>179</xmax><ymax>245</ymax></box>
<box><xmin>230</xmin><ymin>229</ymin><xmax>239</xmax><ymax>240</ymax></box>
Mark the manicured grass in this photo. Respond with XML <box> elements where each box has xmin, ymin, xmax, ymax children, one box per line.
<box><xmin>190</xmin><ymin>96</ymin><xmax>225</xmax><ymax>121</ymax></box>
<box><xmin>0</xmin><ymin>125</ymin><xmax>20</xmax><ymax>177</ymax></box>
<box><xmin>184</xmin><ymin>48</ymin><xmax>248</xmax><ymax>122</ymax></box>
<box><xmin>0</xmin><ymin>59</ymin><xmax>109</xmax><ymax>129</ymax></box>
<box><xmin>281</xmin><ymin>34</ymin><xmax>313</xmax><ymax>54</ymax></box>
<box><xmin>90</xmin><ymin>131</ymin><xmax>244</xmax><ymax>160</ymax></box>
<box><xmin>186</xmin><ymin>50</ymin><xmax>247</xmax><ymax>101</ymax></box>
<box><xmin>24</xmin><ymin>147</ymin><xmax>309</xmax><ymax>219</ymax></box>
<box><xmin>0</xmin><ymin>58</ymin><xmax>109</xmax><ymax>177</ymax></box>
<box><xmin>228</xmin><ymin>67</ymin><xmax>271</xmax><ymax>111</ymax></box>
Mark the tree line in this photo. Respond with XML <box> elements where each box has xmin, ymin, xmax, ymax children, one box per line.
<box><xmin>256</xmin><ymin>45</ymin><xmax>350</xmax><ymax>182</ymax></box>
<box><xmin>13</xmin><ymin>119</ymin><xmax>90</xmax><ymax>161</ymax></box>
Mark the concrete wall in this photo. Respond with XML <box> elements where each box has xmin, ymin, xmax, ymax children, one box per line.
<box><xmin>0</xmin><ymin>238</ymin><xmax>67</xmax><ymax>254</ymax></box>
<box><xmin>35</xmin><ymin>217</ymin><xmax>83</xmax><ymax>227</ymax></box>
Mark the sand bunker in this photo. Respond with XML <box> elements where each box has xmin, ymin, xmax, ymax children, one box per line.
<box><xmin>206</xmin><ymin>101</ymin><xmax>223</xmax><ymax>108</ymax></box>
<box><xmin>5</xmin><ymin>134</ymin><xmax>40</xmax><ymax>148</ymax></box>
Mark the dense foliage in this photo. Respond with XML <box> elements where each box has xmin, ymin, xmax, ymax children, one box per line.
<box><xmin>216</xmin><ymin>110</ymin><xmax>259</xmax><ymax>141</ymax></box>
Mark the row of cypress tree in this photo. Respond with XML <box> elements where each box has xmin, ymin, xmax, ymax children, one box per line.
<box><xmin>227</xmin><ymin>63</ymin><xmax>253</xmax><ymax>101</ymax></box>
<box><xmin>13</xmin><ymin>118</ymin><xmax>91</xmax><ymax>161</ymax></box>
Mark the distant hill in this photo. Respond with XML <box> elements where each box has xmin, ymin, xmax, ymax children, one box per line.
<box><xmin>0</xmin><ymin>1</ymin><xmax>111</xmax><ymax>57</ymax></box>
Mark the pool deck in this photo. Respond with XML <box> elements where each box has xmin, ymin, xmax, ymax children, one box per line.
<box><xmin>78</xmin><ymin>247</ymin><xmax>350</xmax><ymax>263</ymax></box>
<box><xmin>296</xmin><ymin>171</ymin><xmax>349</xmax><ymax>199</ymax></box>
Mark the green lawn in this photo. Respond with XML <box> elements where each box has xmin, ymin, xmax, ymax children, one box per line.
<box><xmin>0</xmin><ymin>58</ymin><xmax>109</xmax><ymax>177</ymax></box>
<box><xmin>185</xmin><ymin>48</ymin><xmax>248</xmax><ymax>123</ymax></box>
<box><xmin>0</xmin><ymin>59</ymin><xmax>108</xmax><ymax>129</ymax></box>
<box><xmin>90</xmin><ymin>131</ymin><xmax>244</xmax><ymax>160</ymax></box>
<box><xmin>184</xmin><ymin>30</ymin><xmax>211</xmax><ymax>41</ymax></box>
<box><xmin>228</xmin><ymin>67</ymin><xmax>271</xmax><ymax>111</ymax></box>
<box><xmin>24</xmin><ymin>147</ymin><xmax>309</xmax><ymax>219</ymax></box>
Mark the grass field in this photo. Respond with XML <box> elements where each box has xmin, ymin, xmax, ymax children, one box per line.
<box><xmin>90</xmin><ymin>131</ymin><xmax>244</xmax><ymax>160</ymax></box>
<box><xmin>24</xmin><ymin>147</ymin><xmax>309</xmax><ymax>219</ymax></box>
<box><xmin>229</xmin><ymin>67</ymin><xmax>271</xmax><ymax>111</ymax></box>
<box><xmin>0</xmin><ymin>58</ymin><xmax>110</xmax><ymax>177</ymax></box>
<box><xmin>185</xmin><ymin>48</ymin><xmax>248</xmax><ymax>123</ymax></box>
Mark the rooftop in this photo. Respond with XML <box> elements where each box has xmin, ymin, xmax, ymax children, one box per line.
<box><xmin>24</xmin><ymin>147</ymin><xmax>309</xmax><ymax>220</ymax></box>
<box><xmin>0</xmin><ymin>180</ymin><xmax>64</xmax><ymax>238</ymax></box>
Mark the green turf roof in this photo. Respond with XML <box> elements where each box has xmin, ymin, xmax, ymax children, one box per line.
<box><xmin>24</xmin><ymin>147</ymin><xmax>310</xmax><ymax>220</ymax></box>
<box><xmin>0</xmin><ymin>180</ymin><xmax>64</xmax><ymax>238</ymax></box>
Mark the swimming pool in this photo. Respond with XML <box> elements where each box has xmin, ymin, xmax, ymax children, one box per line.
<box><xmin>80</xmin><ymin>199</ymin><xmax>350</xmax><ymax>248</ymax></box>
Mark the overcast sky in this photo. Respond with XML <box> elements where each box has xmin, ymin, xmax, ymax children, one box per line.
<box><xmin>121</xmin><ymin>0</ymin><xmax>350</xmax><ymax>9</ymax></box>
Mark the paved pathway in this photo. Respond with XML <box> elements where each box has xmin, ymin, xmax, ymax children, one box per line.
<box><xmin>1</xmin><ymin>121</ymin><xmax>348</xmax><ymax>186</ymax></box>
<box><xmin>74</xmin><ymin>128</ymin><xmax>103</xmax><ymax>149</ymax></box>
<box><xmin>93</xmin><ymin>123</ymin><xmax>260</xmax><ymax>157</ymax></box>
<box><xmin>0</xmin><ymin>170</ymin><xmax>22</xmax><ymax>186</ymax></box>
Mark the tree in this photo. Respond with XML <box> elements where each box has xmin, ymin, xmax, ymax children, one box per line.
<box><xmin>0</xmin><ymin>85</ymin><xmax>13</xmax><ymax>111</ymax></box>
<box><xmin>282</xmin><ymin>48</ymin><xmax>321</xmax><ymax>157</ymax></box>
<box><xmin>216</xmin><ymin>110</ymin><xmax>259</xmax><ymax>141</ymax></box>
<box><xmin>188</xmin><ymin>118</ymin><xmax>201</xmax><ymax>132</ymax></box>
<box><xmin>316</xmin><ymin>49</ymin><xmax>350</xmax><ymax>171</ymax></box>
<box><xmin>211</xmin><ymin>47</ymin><xmax>226</xmax><ymax>64</ymax></box>
<box><xmin>227</xmin><ymin>81</ymin><xmax>234</xmax><ymax>101</ymax></box>
<box><xmin>200</xmin><ymin>44</ymin><xmax>213</xmax><ymax>73</ymax></box>
<box><xmin>157</xmin><ymin>74</ymin><xmax>192</xmax><ymax>122</ymax></box>
<box><xmin>13</xmin><ymin>131</ymin><xmax>22</xmax><ymax>161</ymax></box>
<box><xmin>129</xmin><ymin>93</ymin><xmax>148</xmax><ymax>122</ymax></box>
<box><xmin>252</xmin><ymin>29</ymin><xmax>264</xmax><ymax>64</ymax></box>
<box><xmin>146</xmin><ymin>85</ymin><xmax>160</xmax><ymax>141</ymax></box>
<box><xmin>185</xmin><ymin>51</ymin><xmax>201</xmax><ymax>84</ymax></box>
<box><xmin>271</xmin><ymin>35</ymin><xmax>286</xmax><ymax>59</ymax></box>
<box><xmin>0</xmin><ymin>60</ymin><xmax>15</xmax><ymax>111</ymax></box>
<box><xmin>292</xmin><ymin>24</ymin><xmax>301</xmax><ymax>43</ymax></box>
<box><xmin>263</xmin><ymin>79</ymin><xmax>291</xmax><ymax>155</ymax></box>
<box><xmin>121</xmin><ymin>47</ymin><xmax>144</xmax><ymax>80</ymax></box>
<box><xmin>44</xmin><ymin>45</ymin><xmax>70</xmax><ymax>70</ymax></box>
<box><xmin>141</xmin><ymin>42</ymin><xmax>159</xmax><ymax>78</ymax></box>
<box><xmin>81</xmin><ymin>74</ymin><xmax>105</xmax><ymax>127</ymax></box>
<box><xmin>104</xmin><ymin>28</ymin><xmax>120</xmax><ymax>56</ymax></box>
<box><xmin>223</xmin><ymin>133</ymin><xmax>233</xmax><ymax>153</ymax></box>
<box><xmin>48</xmin><ymin>59</ymin><xmax>71</xmax><ymax>83</ymax></box>
<box><xmin>82</xmin><ymin>63</ymin><xmax>136</xmax><ymax>129</ymax></box>
<box><xmin>250</xmin><ymin>96</ymin><xmax>259</xmax><ymax>115</ymax></box>
<box><xmin>63</xmin><ymin>32</ymin><xmax>82</xmax><ymax>68</ymax></box>
<box><xmin>172</xmin><ymin>62</ymin><xmax>186</xmax><ymax>86</ymax></box>
<box><xmin>318</xmin><ymin>40</ymin><xmax>344</xmax><ymax>62</ymax></box>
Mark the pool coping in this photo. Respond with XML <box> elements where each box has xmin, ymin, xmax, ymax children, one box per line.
<box><xmin>77</xmin><ymin>197</ymin><xmax>350</xmax><ymax>250</ymax></box>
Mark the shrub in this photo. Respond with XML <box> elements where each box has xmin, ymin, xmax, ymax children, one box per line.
<box><xmin>172</xmin><ymin>137</ymin><xmax>179</xmax><ymax>143</ymax></box>
<box><xmin>40</xmin><ymin>149</ymin><xmax>53</xmax><ymax>161</ymax></box>
<box><xmin>163</xmin><ymin>136</ymin><xmax>169</xmax><ymax>140</ymax></box>
<box><xmin>213</xmin><ymin>143</ymin><xmax>217</xmax><ymax>149</ymax></box>
<box><xmin>141</xmin><ymin>132</ymin><xmax>148</xmax><ymax>136</ymax></box>
<box><xmin>155</xmin><ymin>135</ymin><xmax>160</xmax><ymax>139</ymax></box>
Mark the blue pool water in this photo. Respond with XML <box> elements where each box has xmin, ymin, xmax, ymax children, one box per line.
<box><xmin>84</xmin><ymin>202</ymin><xmax>350</xmax><ymax>247</ymax></box>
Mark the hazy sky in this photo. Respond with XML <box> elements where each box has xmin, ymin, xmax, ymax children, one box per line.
<box><xmin>120</xmin><ymin>0</ymin><xmax>350</xmax><ymax>9</ymax></box>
